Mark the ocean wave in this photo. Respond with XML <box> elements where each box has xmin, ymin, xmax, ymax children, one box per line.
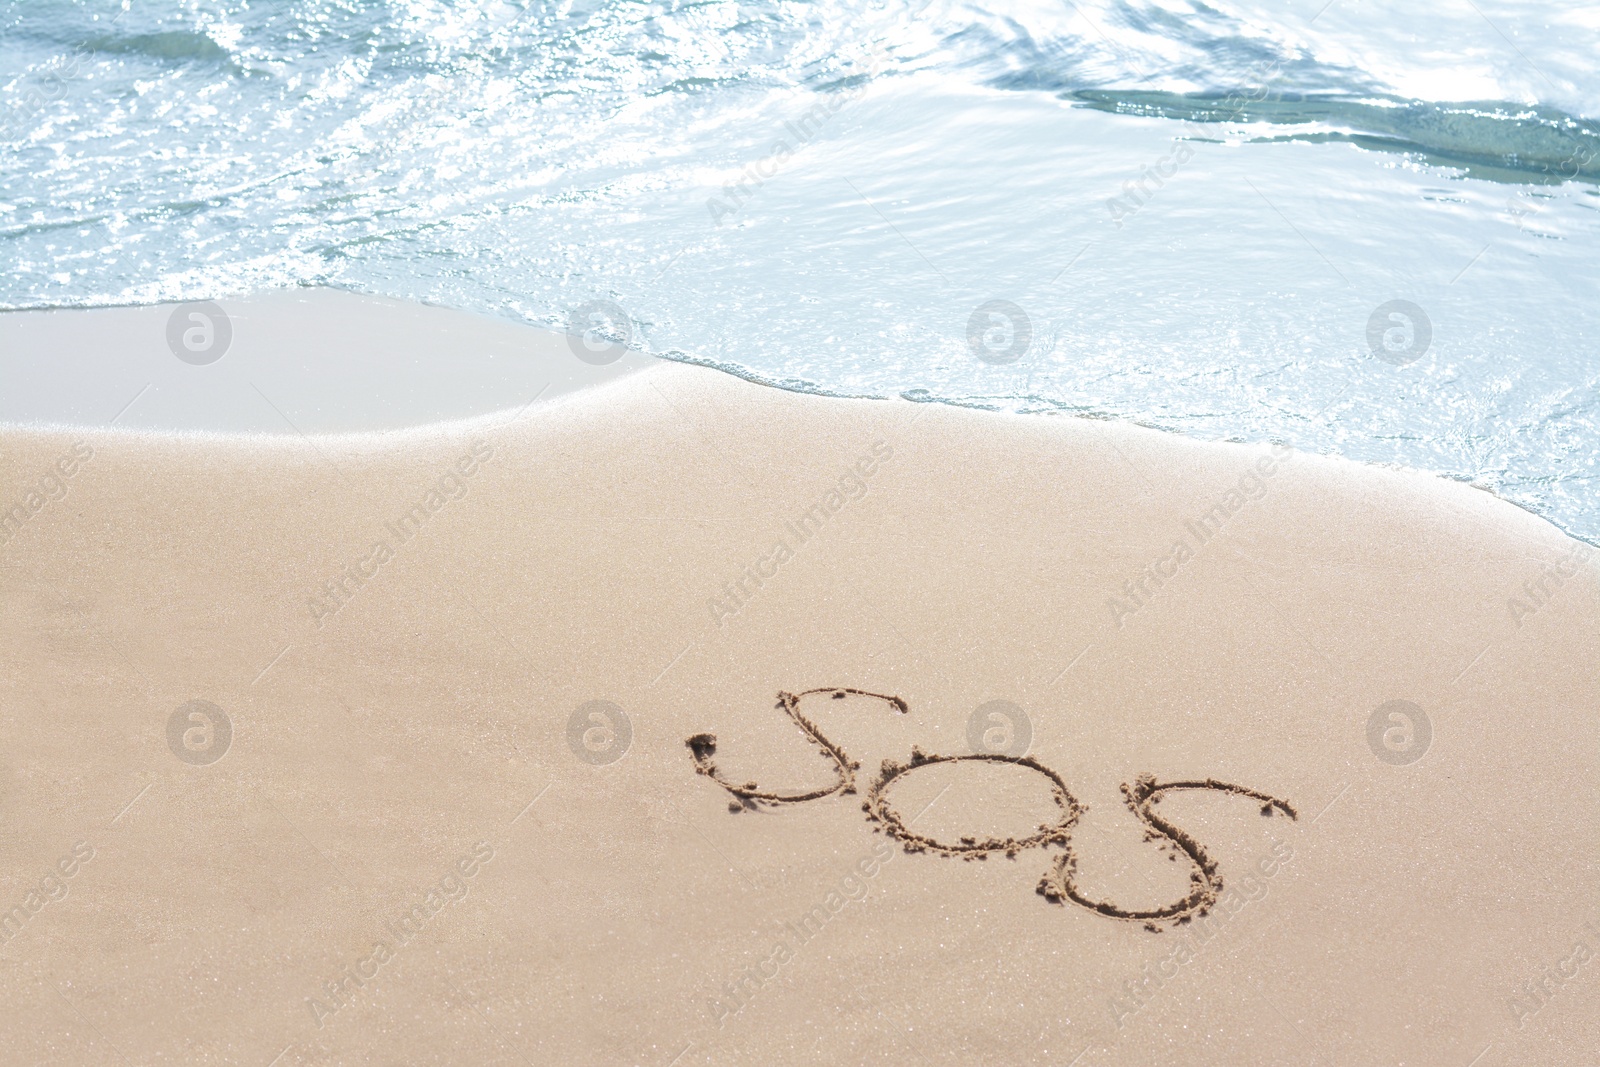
<box><xmin>1068</xmin><ymin>91</ymin><xmax>1600</xmax><ymax>183</ymax></box>
<box><xmin>79</xmin><ymin>28</ymin><xmax>237</xmax><ymax>65</ymax></box>
<box><xmin>3</xmin><ymin>0</ymin><xmax>1599</xmax><ymax>540</ymax></box>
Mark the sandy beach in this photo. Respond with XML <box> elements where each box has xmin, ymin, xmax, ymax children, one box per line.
<box><xmin>1</xmin><ymin>295</ymin><xmax>1596</xmax><ymax>1066</ymax></box>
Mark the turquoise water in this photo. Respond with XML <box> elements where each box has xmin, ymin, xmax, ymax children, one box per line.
<box><xmin>3</xmin><ymin>1</ymin><xmax>1599</xmax><ymax>538</ymax></box>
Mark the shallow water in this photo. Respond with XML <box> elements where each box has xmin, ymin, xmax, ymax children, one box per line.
<box><xmin>3</xmin><ymin>1</ymin><xmax>1598</xmax><ymax>538</ymax></box>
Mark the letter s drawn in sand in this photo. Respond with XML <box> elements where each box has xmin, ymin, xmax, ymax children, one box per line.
<box><xmin>686</xmin><ymin>687</ymin><xmax>906</xmax><ymax>808</ymax></box>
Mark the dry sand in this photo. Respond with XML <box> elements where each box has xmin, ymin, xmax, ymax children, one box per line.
<box><xmin>1</xmin><ymin>299</ymin><xmax>1597</xmax><ymax>1066</ymax></box>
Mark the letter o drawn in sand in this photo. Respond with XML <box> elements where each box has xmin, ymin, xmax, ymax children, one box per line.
<box><xmin>568</xmin><ymin>700</ymin><xmax>632</xmax><ymax>765</ymax></box>
<box><xmin>165</xmin><ymin>302</ymin><xmax>233</xmax><ymax>365</ymax></box>
<box><xmin>167</xmin><ymin>700</ymin><xmax>232</xmax><ymax>766</ymax></box>
<box><xmin>1366</xmin><ymin>699</ymin><xmax>1431</xmax><ymax>765</ymax></box>
<box><xmin>864</xmin><ymin>751</ymin><xmax>1080</xmax><ymax>857</ymax></box>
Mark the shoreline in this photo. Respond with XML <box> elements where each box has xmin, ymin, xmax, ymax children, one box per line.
<box><xmin>4</xmin><ymin>287</ymin><xmax>1590</xmax><ymax>554</ymax></box>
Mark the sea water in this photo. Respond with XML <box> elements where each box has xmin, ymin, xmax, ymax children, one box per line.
<box><xmin>2</xmin><ymin>0</ymin><xmax>1597</xmax><ymax>538</ymax></box>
